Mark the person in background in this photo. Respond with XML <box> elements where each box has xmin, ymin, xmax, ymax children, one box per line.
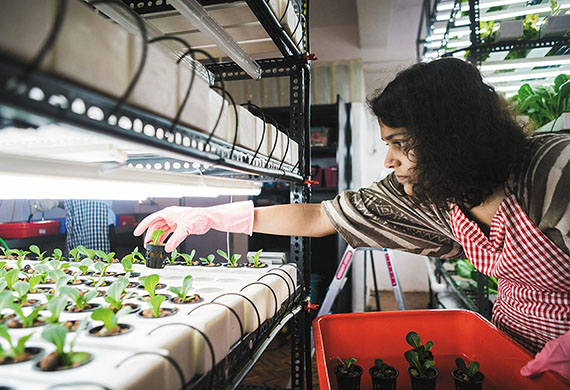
<box><xmin>35</xmin><ymin>199</ymin><xmax>116</xmax><ymax>253</ymax></box>
<box><xmin>134</xmin><ymin>58</ymin><xmax>570</xmax><ymax>381</ymax></box>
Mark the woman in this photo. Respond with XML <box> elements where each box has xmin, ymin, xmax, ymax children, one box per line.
<box><xmin>134</xmin><ymin>58</ymin><xmax>570</xmax><ymax>380</ymax></box>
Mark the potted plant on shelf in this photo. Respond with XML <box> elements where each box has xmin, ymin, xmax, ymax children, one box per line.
<box><xmin>137</xmin><ymin>274</ymin><xmax>168</xmax><ymax>302</ymax></box>
<box><xmin>0</xmin><ymin>324</ymin><xmax>42</xmax><ymax>364</ymax></box>
<box><xmin>37</xmin><ymin>322</ymin><xmax>91</xmax><ymax>371</ymax></box>
<box><xmin>104</xmin><ymin>277</ymin><xmax>139</xmax><ymax>314</ymax></box>
<box><xmin>199</xmin><ymin>254</ymin><xmax>219</xmax><ymax>267</ymax></box>
<box><xmin>89</xmin><ymin>307</ymin><xmax>132</xmax><ymax>337</ymax></box>
<box><xmin>168</xmin><ymin>275</ymin><xmax>201</xmax><ymax>304</ymax></box>
<box><xmin>217</xmin><ymin>249</ymin><xmax>242</xmax><ymax>268</ymax></box>
<box><xmin>404</xmin><ymin>331</ymin><xmax>438</xmax><ymax>390</ymax></box>
<box><xmin>145</xmin><ymin>229</ymin><xmax>167</xmax><ymax>269</ymax></box>
<box><xmin>334</xmin><ymin>357</ymin><xmax>363</xmax><ymax>390</ymax></box>
<box><xmin>369</xmin><ymin>358</ymin><xmax>398</xmax><ymax>390</ymax></box>
<box><xmin>61</xmin><ymin>286</ymin><xmax>99</xmax><ymax>313</ymax></box>
<box><xmin>541</xmin><ymin>1</ymin><xmax>570</xmax><ymax>38</ymax></box>
<box><xmin>247</xmin><ymin>249</ymin><xmax>267</xmax><ymax>268</ymax></box>
<box><xmin>452</xmin><ymin>358</ymin><xmax>485</xmax><ymax>390</ymax></box>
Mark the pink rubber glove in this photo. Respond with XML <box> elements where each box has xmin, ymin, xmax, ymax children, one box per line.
<box><xmin>133</xmin><ymin>201</ymin><xmax>254</xmax><ymax>252</ymax></box>
<box><xmin>520</xmin><ymin>330</ymin><xmax>570</xmax><ymax>382</ymax></box>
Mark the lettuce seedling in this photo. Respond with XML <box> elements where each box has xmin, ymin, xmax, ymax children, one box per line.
<box><xmin>93</xmin><ymin>261</ymin><xmax>112</xmax><ymax>280</ymax></box>
<box><xmin>91</xmin><ymin>306</ymin><xmax>130</xmax><ymax>334</ymax></box>
<box><xmin>104</xmin><ymin>277</ymin><xmax>132</xmax><ymax>311</ymax></box>
<box><xmin>9</xmin><ymin>303</ymin><xmax>42</xmax><ymax>328</ymax></box>
<box><xmin>47</xmin><ymin>269</ymin><xmax>68</xmax><ymax>284</ymax></box>
<box><xmin>179</xmin><ymin>249</ymin><xmax>197</xmax><ymax>266</ymax></box>
<box><xmin>41</xmin><ymin>322</ymin><xmax>89</xmax><ymax>367</ymax></box>
<box><xmin>0</xmin><ymin>324</ymin><xmax>33</xmax><ymax>360</ymax></box>
<box><xmin>33</xmin><ymin>264</ymin><xmax>50</xmax><ymax>283</ymax></box>
<box><xmin>455</xmin><ymin>357</ymin><xmax>483</xmax><ymax>382</ymax></box>
<box><xmin>51</xmin><ymin>248</ymin><xmax>64</xmax><ymax>261</ymax></box>
<box><xmin>68</xmin><ymin>248</ymin><xmax>81</xmax><ymax>262</ymax></box>
<box><xmin>168</xmin><ymin>275</ymin><xmax>193</xmax><ymax>300</ymax></box>
<box><xmin>77</xmin><ymin>245</ymin><xmax>96</xmax><ymax>261</ymax></box>
<box><xmin>121</xmin><ymin>257</ymin><xmax>134</xmax><ymax>274</ymax></box>
<box><xmin>404</xmin><ymin>331</ymin><xmax>435</xmax><ymax>377</ymax></box>
<box><xmin>60</xmin><ymin>287</ymin><xmax>96</xmax><ymax>311</ymax></box>
<box><xmin>151</xmin><ymin>229</ymin><xmax>166</xmax><ymax>245</ymax></box>
<box><xmin>48</xmin><ymin>260</ymin><xmax>70</xmax><ymax>272</ymax></box>
<box><xmin>0</xmin><ymin>261</ymin><xmax>7</xmax><ymax>277</ymax></box>
<box><xmin>29</xmin><ymin>245</ymin><xmax>46</xmax><ymax>261</ymax></box>
<box><xmin>95</xmin><ymin>250</ymin><xmax>116</xmax><ymax>264</ymax></box>
<box><xmin>0</xmin><ymin>279</ymin><xmax>7</xmax><ymax>292</ymax></box>
<box><xmin>13</xmin><ymin>281</ymin><xmax>30</xmax><ymax>304</ymax></box>
<box><xmin>199</xmin><ymin>254</ymin><xmax>216</xmax><ymax>266</ymax></box>
<box><xmin>217</xmin><ymin>249</ymin><xmax>241</xmax><ymax>267</ymax></box>
<box><xmin>336</xmin><ymin>357</ymin><xmax>358</xmax><ymax>374</ymax></box>
<box><xmin>140</xmin><ymin>274</ymin><xmax>160</xmax><ymax>298</ymax></box>
<box><xmin>42</xmin><ymin>296</ymin><xmax>68</xmax><ymax>324</ymax></box>
<box><xmin>28</xmin><ymin>275</ymin><xmax>42</xmax><ymax>293</ymax></box>
<box><xmin>0</xmin><ymin>291</ymin><xmax>13</xmax><ymax>319</ymax></box>
<box><xmin>71</xmin><ymin>258</ymin><xmax>93</xmax><ymax>276</ymax></box>
<box><xmin>4</xmin><ymin>269</ymin><xmax>19</xmax><ymax>290</ymax></box>
<box><xmin>247</xmin><ymin>249</ymin><xmax>264</xmax><ymax>268</ymax></box>
<box><xmin>149</xmin><ymin>295</ymin><xmax>166</xmax><ymax>318</ymax></box>
<box><xmin>373</xmin><ymin>359</ymin><xmax>397</xmax><ymax>377</ymax></box>
<box><xmin>123</xmin><ymin>247</ymin><xmax>145</xmax><ymax>264</ymax></box>
<box><xmin>13</xmin><ymin>249</ymin><xmax>30</xmax><ymax>263</ymax></box>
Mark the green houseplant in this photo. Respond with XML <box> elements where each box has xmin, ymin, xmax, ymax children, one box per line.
<box><xmin>404</xmin><ymin>331</ymin><xmax>438</xmax><ymax>390</ymax></box>
<box><xmin>452</xmin><ymin>358</ymin><xmax>485</xmax><ymax>389</ymax></box>
<box><xmin>145</xmin><ymin>229</ymin><xmax>167</xmax><ymax>269</ymax></box>
<box><xmin>369</xmin><ymin>358</ymin><xmax>399</xmax><ymax>390</ymax></box>
<box><xmin>334</xmin><ymin>357</ymin><xmax>363</xmax><ymax>390</ymax></box>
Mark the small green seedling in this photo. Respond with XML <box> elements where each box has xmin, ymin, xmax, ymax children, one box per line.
<box><xmin>41</xmin><ymin>322</ymin><xmax>90</xmax><ymax>368</ymax></box>
<box><xmin>95</xmin><ymin>250</ymin><xmax>115</xmax><ymax>264</ymax></box>
<box><xmin>27</xmin><ymin>275</ymin><xmax>42</xmax><ymax>293</ymax></box>
<box><xmin>455</xmin><ymin>358</ymin><xmax>483</xmax><ymax>382</ymax></box>
<box><xmin>149</xmin><ymin>295</ymin><xmax>166</xmax><ymax>318</ymax></box>
<box><xmin>121</xmin><ymin>257</ymin><xmax>134</xmax><ymax>274</ymax></box>
<box><xmin>13</xmin><ymin>281</ymin><xmax>30</xmax><ymax>304</ymax></box>
<box><xmin>51</xmin><ymin>248</ymin><xmax>64</xmax><ymax>261</ymax></box>
<box><xmin>13</xmin><ymin>249</ymin><xmax>30</xmax><ymax>263</ymax></box>
<box><xmin>68</xmin><ymin>248</ymin><xmax>81</xmax><ymax>262</ymax></box>
<box><xmin>92</xmin><ymin>262</ymin><xmax>112</xmax><ymax>284</ymax></box>
<box><xmin>0</xmin><ymin>261</ymin><xmax>7</xmax><ymax>277</ymax></box>
<box><xmin>48</xmin><ymin>260</ymin><xmax>70</xmax><ymax>272</ymax></box>
<box><xmin>33</xmin><ymin>264</ymin><xmax>50</xmax><ymax>283</ymax></box>
<box><xmin>140</xmin><ymin>274</ymin><xmax>160</xmax><ymax>298</ymax></box>
<box><xmin>91</xmin><ymin>306</ymin><xmax>130</xmax><ymax>334</ymax></box>
<box><xmin>47</xmin><ymin>269</ymin><xmax>68</xmax><ymax>285</ymax></box>
<box><xmin>404</xmin><ymin>331</ymin><xmax>435</xmax><ymax>377</ymax></box>
<box><xmin>71</xmin><ymin>258</ymin><xmax>93</xmax><ymax>276</ymax></box>
<box><xmin>199</xmin><ymin>254</ymin><xmax>216</xmax><ymax>266</ymax></box>
<box><xmin>151</xmin><ymin>229</ymin><xmax>166</xmax><ymax>246</ymax></box>
<box><xmin>373</xmin><ymin>359</ymin><xmax>396</xmax><ymax>377</ymax></box>
<box><xmin>4</xmin><ymin>269</ymin><xmax>19</xmax><ymax>290</ymax></box>
<box><xmin>9</xmin><ymin>303</ymin><xmax>42</xmax><ymax>328</ymax></box>
<box><xmin>169</xmin><ymin>249</ymin><xmax>181</xmax><ymax>264</ymax></box>
<box><xmin>60</xmin><ymin>287</ymin><xmax>96</xmax><ymax>311</ymax></box>
<box><xmin>104</xmin><ymin>277</ymin><xmax>132</xmax><ymax>311</ymax></box>
<box><xmin>247</xmin><ymin>249</ymin><xmax>264</xmax><ymax>268</ymax></box>
<box><xmin>0</xmin><ymin>324</ymin><xmax>33</xmax><ymax>361</ymax></box>
<box><xmin>168</xmin><ymin>275</ymin><xmax>193</xmax><ymax>300</ymax></box>
<box><xmin>0</xmin><ymin>291</ymin><xmax>14</xmax><ymax>320</ymax></box>
<box><xmin>179</xmin><ymin>249</ymin><xmax>197</xmax><ymax>266</ymax></box>
<box><xmin>42</xmin><ymin>296</ymin><xmax>68</xmax><ymax>324</ymax></box>
<box><xmin>217</xmin><ymin>249</ymin><xmax>241</xmax><ymax>267</ymax></box>
<box><xmin>336</xmin><ymin>357</ymin><xmax>358</xmax><ymax>374</ymax></box>
<box><xmin>77</xmin><ymin>245</ymin><xmax>96</xmax><ymax>261</ymax></box>
<box><xmin>125</xmin><ymin>247</ymin><xmax>145</xmax><ymax>264</ymax></box>
<box><xmin>29</xmin><ymin>245</ymin><xmax>46</xmax><ymax>261</ymax></box>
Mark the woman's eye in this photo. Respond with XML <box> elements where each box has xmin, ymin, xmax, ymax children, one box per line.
<box><xmin>393</xmin><ymin>141</ymin><xmax>406</xmax><ymax>148</ymax></box>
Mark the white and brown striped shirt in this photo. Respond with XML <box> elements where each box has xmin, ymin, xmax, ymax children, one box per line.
<box><xmin>322</xmin><ymin>133</ymin><xmax>570</xmax><ymax>258</ymax></box>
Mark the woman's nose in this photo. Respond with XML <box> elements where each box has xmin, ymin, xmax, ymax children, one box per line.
<box><xmin>384</xmin><ymin>149</ymin><xmax>399</xmax><ymax>169</ymax></box>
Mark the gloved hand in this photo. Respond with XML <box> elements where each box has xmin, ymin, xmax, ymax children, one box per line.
<box><xmin>133</xmin><ymin>201</ymin><xmax>254</xmax><ymax>252</ymax></box>
<box><xmin>520</xmin><ymin>330</ymin><xmax>570</xmax><ymax>382</ymax></box>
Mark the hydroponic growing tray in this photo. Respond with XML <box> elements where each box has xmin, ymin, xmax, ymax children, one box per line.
<box><xmin>313</xmin><ymin>310</ymin><xmax>569</xmax><ymax>390</ymax></box>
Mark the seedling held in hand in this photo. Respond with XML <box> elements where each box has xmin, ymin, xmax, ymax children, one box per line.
<box><xmin>217</xmin><ymin>249</ymin><xmax>241</xmax><ymax>267</ymax></box>
<box><xmin>151</xmin><ymin>229</ymin><xmax>165</xmax><ymax>246</ymax></box>
<box><xmin>336</xmin><ymin>357</ymin><xmax>358</xmax><ymax>374</ymax></box>
<box><xmin>91</xmin><ymin>306</ymin><xmax>130</xmax><ymax>334</ymax></box>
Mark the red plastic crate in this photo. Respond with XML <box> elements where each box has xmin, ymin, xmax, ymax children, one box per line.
<box><xmin>313</xmin><ymin>309</ymin><xmax>569</xmax><ymax>390</ymax></box>
<box><xmin>117</xmin><ymin>215</ymin><xmax>136</xmax><ymax>227</ymax></box>
<box><xmin>0</xmin><ymin>221</ymin><xmax>60</xmax><ymax>239</ymax></box>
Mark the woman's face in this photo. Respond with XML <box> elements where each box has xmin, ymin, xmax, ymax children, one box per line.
<box><xmin>380</xmin><ymin>120</ymin><xmax>416</xmax><ymax>196</ymax></box>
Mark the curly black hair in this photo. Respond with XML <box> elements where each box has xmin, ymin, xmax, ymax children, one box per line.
<box><xmin>368</xmin><ymin>57</ymin><xmax>527</xmax><ymax>207</ymax></box>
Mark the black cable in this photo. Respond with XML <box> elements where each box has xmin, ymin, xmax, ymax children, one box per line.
<box><xmin>279</xmin><ymin>0</ymin><xmax>290</xmax><ymax>24</ymax></box>
<box><xmin>290</xmin><ymin>1</ymin><xmax>303</xmax><ymax>39</ymax></box>
<box><xmin>148</xmin><ymin>36</ymin><xmax>196</xmax><ymax>134</ymax></box>
<box><xmin>278</xmin><ymin>127</ymin><xmax>291</xmax><ymax>170</ymax></box>
<box><xmin>241</xmin><ymin>102</ymin><xmax>267</xmax><ymax>162</ymax></box>
<box><xmin>91</xmin><ymin>0</ymin><xmax>148</xmax><ymax>116</ymax></box>
<box><xmin>18</xmin><ymin>0</ymin><xmax>67</xmax><ymax>83</ymax></box>
<box><xmin>210</xmin><ymin>86</ymin><xmax>238</xmax><ymax>159</ymax></box>
<box><xmin>265</xmin><ymin>116</ymin><xmax>281</xmax><ymax>167</ymax></box>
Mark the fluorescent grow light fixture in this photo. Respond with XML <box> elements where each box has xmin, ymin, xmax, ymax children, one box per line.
<box><xmin>480</xmin><ymin>56</ymin><xmax>570</xmax><ymax>71</ymax></box>
<box><xmin>0</xmin><ymin>153</ymin><xmax>262</xmax><ymax>200</ymax></box>
<box><xmin>484</xmin><ymin>69</ymin><xmax>568</xmax><ymax>83</ymax></box>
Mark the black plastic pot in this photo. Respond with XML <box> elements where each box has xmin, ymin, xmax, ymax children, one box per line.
<box><xmin>145</xmin><ymin>244</ymin><xmax>166</xmax><ymax>269</ymax></box>
<box><xmin>369</xmin><ymin>366</ymin><xmax>398</xmax><ymax>390</ymax></box>
<box><xmin>334</xmin><ymin>364</ymin><xmax>363</xmax><ymax>390</ymax></box>
<box><xmin>408</xmin><ymin>367</ymin><xmax>438</xmax><ymax>390</ymax></box>
<box><xmin>451</xmin><ymin>369</ymin><xmax>485</xmax><ymax>390</ymax></box>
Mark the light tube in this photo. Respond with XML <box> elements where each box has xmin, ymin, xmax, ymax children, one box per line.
<box><xmin>484</xmin><ymin>69</ymin><xmax>564</xmax><ymax>83</ymax></box>
<box><xmin>169</xmin><ymin>0</ymin><xmax>262</xmax><ymax>80</ymax></box>
<box><xmin>480</xmin><ymin>56</ymin><xmax>570</xmax><ymax>71</ymax></box>
<box><xmin>0</xmin><ymin>153</ymin><xmax>262</xmax><ymax>200</ymax></box>
<box><xmin>437</xmin><ymin>0</ymin><xmax>531</xmax><ymax>12</ymax></box>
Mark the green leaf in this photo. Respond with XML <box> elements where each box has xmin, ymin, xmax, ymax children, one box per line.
<box><xmin>425</xmin><ymin>360</ymin><xmax>435</xmax><ymax>369</ymax></box>
<box><xmin>469</xmin><ymin>361</ymin><xmax>480</xmax><ymax>377</ymax></box>
<box><xmin>181</xmin><ymin>275</ymin><xmax>193</xmax><ymax>296</ymax></box>
<box><xmin>42</xmin><ymin>324</ymin><xmax>68</xmax><ymax>355</ymax></box>
<box><xmin>406</xmin><ymin>331</ymin><xmax>421</xmax><ymax>348</ymax></box>
<box><xmin>121</xmin><ymin>257</ymin><xmax>133</xmax><ymax>272</ymax></box>
<box><xmin>455</xmin><ymin>357</ymin><xmax>467</xmax><ymax>371</ymax></box>
<box><xmin>15</xmin><ymin>333</ymin><xmax>33</xmax><ymax>356</ymax></box>
<box><xmin>61</xmin><ymin>286</ymin><xmax>80</xmax><ymax>303</ymax></box>
<box><xmin>425</xmin><ymin>340</ymin><xmax>434</xmax><ymax>351</ymax></box>
<box><xmin>143</xmin><ymin>274</ymin><xmax>159</xmax><ymax>297</ymax></box>
<box><xmin>149</xmin><ymin>295</ymin><xmax>166</xmax><ymax>318</ymax></box>
<box><xmin>91</xmin><ymin>307</ymin><xmax>115</xmax><ymax>331</ymax></box>
<box><xmin>52</xmin><ymin>248</ymin><xmax>63</xmax><ymax>260</ymax></box>
<box><xmin>29</xmin><ymin>245</ymin><xmax>41</xmax><ymax>256</ymax></box>
<box><xmin>0</xmin><ymin>324</ymin><xmax>11</xmax><ymax>344</ymax></box>
<box><xmin>152</xmin><ymin>230</ymin><xmax>165</xmax><ymax>245</ymax></box>
<box><xmin>70</xmin><ymin>351</ymin><xmax>90</xmax><ymax>365</ymax></box>
<box><xmin>0</xmin><ymin>291</ymin><xmax>14</xmax><ymax>311</ymax></box>
<box><xmin>554</xmin><ymin>74</ymin><xmax>570</xmax><ymax>92</ymax></box>
<box><xmin>44</xmin><ymin>296</ymin><xmax>67</xmax><ymax>323</ymax></box>
<box><xmin>28</xmin><ymin>275</ymin><xmax>42</xmax><ymax>290</ymax></box>
<box><xmin>5</xmin><ymin>269</ymin><xmax>18</xmax><ymax>289</ymax></box>
<box><xmin>168</xmin><ymin>286</ymin><xmax>181</xmax><ymax>297</ymax></box>
<box><xmin>556</xmin><ymin>79</ymin><xmax>570</xmax><ymax>117</ymax></box>
<box><xmin>13</xmin><ymin>281</ymin><xmax>29</xmax><ymax>299</ymax></box>
<box><xmin>216</xmin><ymin>249</ymin><xmax>229</xmax><ymax>261</ymax></box>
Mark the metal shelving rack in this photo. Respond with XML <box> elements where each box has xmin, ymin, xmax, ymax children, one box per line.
<box><xmin>0</xmin><ymin>0</ymin><xmax>313</xmax><ymax>389</ymax></box>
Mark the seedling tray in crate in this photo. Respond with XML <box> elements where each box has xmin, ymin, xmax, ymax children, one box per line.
<box><xmin>313</xmin><ymin>309</ymin><xmax>569</xmax><ymax>390</ymax></box>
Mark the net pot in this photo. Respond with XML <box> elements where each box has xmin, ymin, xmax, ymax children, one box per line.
<box><xmin>334</xmin><ymin>364</ymin><xmax>363</xmax><ymax>390</ymax></box>
<box><xmin>369</xmin><ymin>365</ymin><xmax>398</xmax><ymax>390</ymax></box>
<box><xmin>145</xmin><ymin>244</ymin><xmax>166</xmax><ymax>269</ymax></box>
<box><xmin>452</xmin><ymin>369</ymin><xmax>485</xmax><ymax>390</ymax></box>
<box><xmin>408</xmin><ymin>367</ymin><xmax>438</xmax><ymax>390</ymax></box>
